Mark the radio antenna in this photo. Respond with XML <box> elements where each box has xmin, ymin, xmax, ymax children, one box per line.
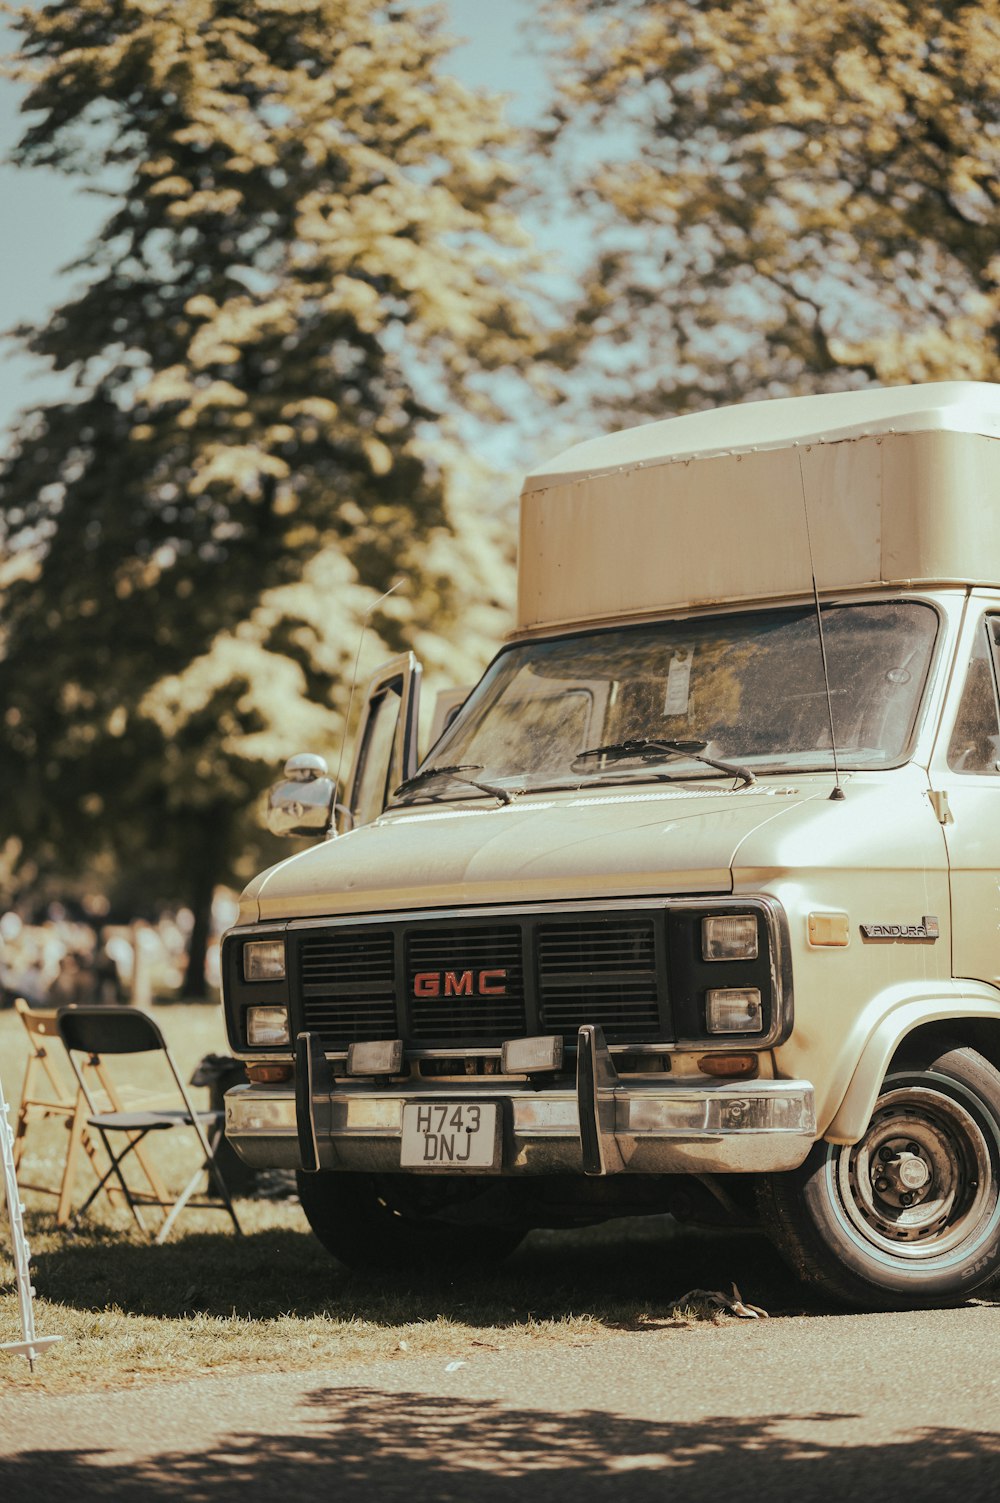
<box><xmin>797</xmin><ymin>450</ymin><xmax>845</xmax><ymax>801</ymax></box>
<box><xmin>333</xmin><ymin>578</ymin><xmax>405</xmax><ymax>823</ymax></box>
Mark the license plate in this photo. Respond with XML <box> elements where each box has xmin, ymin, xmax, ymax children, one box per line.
<box><xmin>400</xmin><ymin>1102</ymin><xmax>501</xmax><ymax>1170</ymax></box>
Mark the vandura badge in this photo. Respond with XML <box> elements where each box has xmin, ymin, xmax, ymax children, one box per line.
<box><xmin>859</xmin><ymin>916</ymin><xmax>940</xmax><ymax>941</ymax></box>
<box><xmin>412</xmin><ymin>969</ymin><xmax>508</xmax><ymax>997</ymax></box>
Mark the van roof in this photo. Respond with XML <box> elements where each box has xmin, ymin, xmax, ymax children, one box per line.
<box><xmin>515</xmin><ymin>382</ymin><xmax>1000</xmax><ymax>635</ymax></box>
<box><xmin>523</xmin><ymin>381</ymin><xmax>1000</xmax><ymax>491</ymax></box>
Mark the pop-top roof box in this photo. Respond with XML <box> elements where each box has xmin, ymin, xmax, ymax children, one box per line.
<box><xmin>516</xmin><ymin>382</ymin><xmax>1000</xmax><ymax>634</ymax></box>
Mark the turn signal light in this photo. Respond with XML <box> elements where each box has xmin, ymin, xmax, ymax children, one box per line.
<box><xmin>807</xmin><ymin>912</ymin><xmax>850</xmax><ymax>947</ymax></box>
<box><xmin>246</xmin><ymin>1063</ymin><xmax>294</xmax><ymax>1084</ymax></box>
<box><xmin>697</xmin><ymin>1054</ymin><xmax>758</xmax><ymax>1078</ymax></box>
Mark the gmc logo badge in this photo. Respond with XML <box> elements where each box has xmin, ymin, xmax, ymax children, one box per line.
<box><xmin>412</xmin><ymin>969</ymin><xmax>508</xmax><ymax>998</ymax></box>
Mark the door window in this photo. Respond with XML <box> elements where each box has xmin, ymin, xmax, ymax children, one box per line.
<box><xmin>352</xmin><ymin>686</ymin><xmax>404</xmax><ymax>826</ymax></box>
<box><xmin>345</xmin><ymin>652</ymin><xmax>421</xmax><ymax>826</ymax></box>
<box><xmin>947</xmin><ymin>617</ymin><xmax>1000</xmax><ymax>774</ymax></box>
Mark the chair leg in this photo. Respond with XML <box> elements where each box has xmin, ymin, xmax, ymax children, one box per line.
<box><xmin>80</xmin><ymin>1124</ymin><xmax>128</xmax><ymax>1209</ymax></box>
<box><xmin>11</xmin><ymin>1103</ymin><xmax>29</xmax><ymax>1174</ymax></box>
<box><xmin>127</xmin><ymin>1137</ymin><xmax>172</xmax><ymax>1223</ymax></box>
<box><xmin>11</xmin><ymin>1057</ymin><xmax>37</xmax><ymax>1174</ymax></box>
<box><xmin>93</xmin><ymin>1064</ymin><xmax>172</xmax><ymax>1221</ymax></box>
<box><xmin>154</xmin><ymin>1125</ymin><xmax>242</xmax><ymax>1244</ymax></box>
<box><xmin>55</xmin><ymin>1105</ymin><xmax>132</xmax><ymax>1221</ymax></box>
<box><xmin>56</xmin><ymin>1096</ymin><xmax>90</xmax><ymax>1226</ymax></box>
<box><xmin>154</xmin><ymin>1161</ymin><xmax>204</xmax><ymax>1245</ymax></box>
<box><xmin>69</xmin><ymin>1129</ymin><xmax>152</xmax><ymax>1236</ymax></box>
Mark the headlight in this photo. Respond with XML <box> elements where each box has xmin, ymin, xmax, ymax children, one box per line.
<box><xmin>246</xmin><ymin>1004</ymin><xmax>291</xmax><ymax>1047</ymax></box>
<box><xmin>706</xmin><ymin>987</ymin><xmax>763</xmax><ymax>1034</ymax></box>
<box><xmin>243</xmin><ymin>938</ymin><xmax>286</xmax><ymax>981</ymax></box>
<box><xmin>702</xmin><ymin>914</ymin><xmax>758</xmax><ymax>961</ymax></box>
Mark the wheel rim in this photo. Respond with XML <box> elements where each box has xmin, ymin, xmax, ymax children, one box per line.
<box><xmin>834</xmin><ymin>1082</ymin><xmax>997</xmax><ymax>1263</ymax></box>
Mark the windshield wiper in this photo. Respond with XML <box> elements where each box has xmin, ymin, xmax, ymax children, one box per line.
<box><xmin>571</xmin><ymin>738</ymin><xmax>757</xmax><ymax>789</ymax></box>
<box><xmin>391</xmin><ymin>763</ymin><xmax>514</xmax><ymax>806</ymax></box>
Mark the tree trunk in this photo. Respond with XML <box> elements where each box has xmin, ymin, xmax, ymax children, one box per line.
<box><xmin>183</xmin><ymin>865</ymin><xmax>215</xmax><ymax>1000</ymax></box>
<box><xmin>182</xmin><ymin>815</ymin><xmax>229</xmax><ymax>999</ymax></box>
<box><xmin>183</xmin><ymin>888</ymin><xmax>212</xmax><ymax>999</ymax></box>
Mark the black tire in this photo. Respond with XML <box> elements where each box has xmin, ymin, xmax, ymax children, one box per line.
<box><xmin>296</xmin><ymin>1170</ymin><xmax>527</xmax><ymax>1274</ymax></box>
<box><xmin>759</xmin><ymin>1044</ymin><xmax>1000</xmax><ymax>1310</ymax></box>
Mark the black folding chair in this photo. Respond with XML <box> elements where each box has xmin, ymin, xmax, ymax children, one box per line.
<box><xmin>56</xmin><ymin>1006</ymin><xmax>242</xmax><ymax>1243</ymax></box>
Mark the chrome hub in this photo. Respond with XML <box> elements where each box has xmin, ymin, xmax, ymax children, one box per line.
<box><xmin>872</xmin><ymin>1142</ymin><xmax>933</xmax><ymax>1205</ymax></box>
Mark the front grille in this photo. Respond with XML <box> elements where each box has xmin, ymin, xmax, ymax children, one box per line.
<box><xmin>300</xmin><ymin>930</ymin><xmax>396</xmax><ymax>1043</ymax></box>
<box><xmin>537</xmin><ymin>919</ymin><xmax>659</xmax><ymax>1041</ymax></box>
<box><xmin>291</xmin><ymin>907</ymin><xmax>672</xmax><ymax>1050</ymax></box>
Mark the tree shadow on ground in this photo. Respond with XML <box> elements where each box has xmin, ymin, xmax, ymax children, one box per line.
<box><xmin>28</xmin><ymin>1216</ymin><xmax>839</xmax><ymax>1323</ymax></box>
<box><xmin>2</xmin><ymin>1390</ymin><xmax>1000</xmax><ymax>1503</ymax></box>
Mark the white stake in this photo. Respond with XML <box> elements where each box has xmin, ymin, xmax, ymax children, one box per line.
<box><xmin>1</xmin><ymin>1072</ymin><xmax>61</xmax><ymax>1371</ymax></box>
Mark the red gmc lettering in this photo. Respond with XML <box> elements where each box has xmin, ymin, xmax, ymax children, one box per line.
<box><xmin>412</xmin><ymin>968</ymin><xmax>509</xmax><ymax>998</ymax></box>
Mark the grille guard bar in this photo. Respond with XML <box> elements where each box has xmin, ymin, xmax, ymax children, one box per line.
<box><xmin>576</xmin><ymin>1024</ymin><xmax>625</xmax><ymax>1175</ymax></box>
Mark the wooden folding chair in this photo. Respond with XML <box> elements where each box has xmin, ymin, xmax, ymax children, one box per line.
<box><xmin>57</xmin><ymin>1006</ymin><xmax>242</xmax><ymax>1243</ymax></box>
<box><xmin>12</xmin><ymin>997</ymin><xmax>112</xmax><ymax>1222</ymax></box>
<box><xmin>12</xmin><ymin>997</ymin><xmax>170</xmax><ymax>1224</ymax></box>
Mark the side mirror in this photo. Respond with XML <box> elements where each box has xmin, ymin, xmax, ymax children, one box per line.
<box><xmin>267</xmin><ymin>753</ymin><xmax>337</xmax><ymax>838</ymax></box>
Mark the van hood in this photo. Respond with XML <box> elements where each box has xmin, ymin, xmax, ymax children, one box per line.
<box><xmin>243</xmin><ymin>781</ymin><xmax>820</xmax><ymax>923</ymax></box>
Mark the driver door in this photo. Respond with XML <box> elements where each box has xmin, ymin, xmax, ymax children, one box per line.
<box><xmin>345</xmin><ymin>653</ymin><xmax>422</xmax><ymax>828</ymax></box>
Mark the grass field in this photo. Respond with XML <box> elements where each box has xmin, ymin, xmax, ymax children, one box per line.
<box><xmin>2</xmin><ymin>1003</ymin><xmax>818</xmax><ymax>1395</ymax></box>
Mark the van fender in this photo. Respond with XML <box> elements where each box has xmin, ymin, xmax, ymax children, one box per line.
<box><xmin>824</xmin><ymin>979</ymin><xmax>1000</xmax><ymax>1144</ymax></box>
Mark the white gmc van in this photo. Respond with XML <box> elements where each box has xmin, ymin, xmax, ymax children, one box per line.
<box><xmin>221</xmin><ymin>382</ymin><xmax>1000</xmax><ymax>1309</ymax></box>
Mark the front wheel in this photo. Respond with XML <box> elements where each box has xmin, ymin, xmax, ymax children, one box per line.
<box><xmin>760</xmin><ymin>1045</ymin><xmax>1000</xmax><ymax>1309</ymax></box>
<box><xmin>297</xmin><ymin>1170</ymin><xmax>527</xmax><ymax>1274</ymax></box>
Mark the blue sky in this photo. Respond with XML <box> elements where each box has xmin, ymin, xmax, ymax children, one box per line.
<box><xmin>0</xmin><ymin>1</ymin><xmax>553</xmax><ymax>449</ymax></box>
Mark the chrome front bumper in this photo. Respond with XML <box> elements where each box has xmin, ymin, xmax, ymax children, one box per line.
<box><xmin>225</xmin><ymin>1027</ymin><xmax>816</xmax><ymax>1178</ymax></box>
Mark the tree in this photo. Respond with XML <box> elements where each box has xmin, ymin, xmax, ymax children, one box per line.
<box><xmin>543</xmin><ymin>0</ymin><xmax>1000</xmax><ymax>419</ymax></box>
<box><xmin>0</xmin><ymin>0</ymin><xmax>551</xmax><ymax>991</ymax></box>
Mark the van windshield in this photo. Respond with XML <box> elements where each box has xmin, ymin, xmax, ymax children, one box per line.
<box><xmin>397</xmin><ymin>602</ymin><xmax>938</xmax><ymax>801</ymax></box>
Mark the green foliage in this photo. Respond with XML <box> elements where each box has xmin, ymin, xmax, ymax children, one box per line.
<box><xmin>544</xmin><ymin>0</ymin><xmax>1000</xmax><ymax>417</ymax></box>
<box><xmin>0</xmin><ymin>0</ymin><xmax>545</xmax><ymax>925</ymax></box>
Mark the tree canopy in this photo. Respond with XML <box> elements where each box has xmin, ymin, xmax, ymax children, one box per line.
<box><xmin>0</xmin><ymin>0</ymin><xmax>550</xmax><ymax>982</ymax></box>
<box><xmin>544</xmin><ymin>0</ymin><xmax>1000</xmax><ymax>418</ymax></box>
